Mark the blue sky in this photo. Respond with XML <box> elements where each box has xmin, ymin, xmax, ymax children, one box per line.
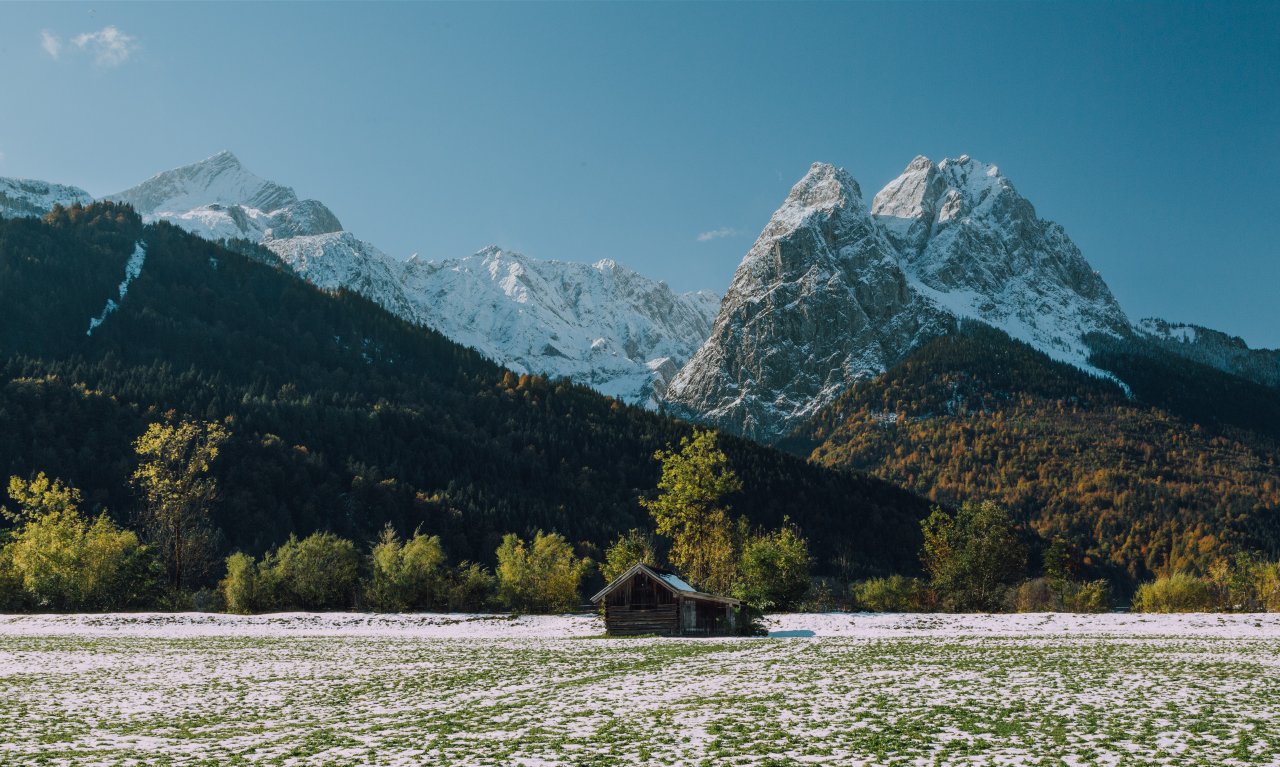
<box><xmin>2</xmin><ymin>2</ymin><xmax>1276</xmax><ymax>346</ymax></box>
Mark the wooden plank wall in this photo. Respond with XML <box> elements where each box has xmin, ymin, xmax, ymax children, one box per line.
<box><xmin>604</xmin><ymin>604</ymin><xmax>679</xmax><ymax>636</ymax></box>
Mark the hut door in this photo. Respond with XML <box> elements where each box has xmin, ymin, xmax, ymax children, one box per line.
<box><xmin>682</xmin><ymin>600</ymin><xmax>697</xmax><ymax>633</ymax></box>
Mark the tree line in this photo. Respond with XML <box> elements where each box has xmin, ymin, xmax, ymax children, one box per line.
<box><xmin>1</xmin><ymin>420</ymin><xmax>813</xmax><ymax>615</ymax></box>
<box><xmin>846</xmin><ymin>499</ymin><xmax>1280</xmax><ymax>614</ymax></box>
<box><xmin>802</xmin><ymin>323</ymin><xmax>1280</xmax><ymax>581</ymax></box>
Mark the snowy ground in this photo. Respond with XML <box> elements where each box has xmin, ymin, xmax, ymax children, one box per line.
<box><xmin>2</xmin><ymin>612</ymin><xmax>1279</xmax><ymax>766</ymax></box>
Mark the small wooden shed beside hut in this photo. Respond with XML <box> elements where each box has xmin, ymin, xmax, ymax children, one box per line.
<box><xmin>591</xmin><ymin>563</ymin><xmax>740</xmax><ymax>636</ymax></box>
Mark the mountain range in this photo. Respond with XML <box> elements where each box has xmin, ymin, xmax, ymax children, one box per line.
<box><xmin>2</xmin><ymin>152</ymin><xmax>1278</xmax><ymax>580</ymax></box>
<box><xmin>2</xmin><ymin>152</ymin><xmax>1275</xmax><ymax>437</ymax></box>
<box><xmin>664</xmin><ymin>157</ymin><xmax>1138</xmax><ymax>440</ymax></box>
<box><xmin>98</xmin><ymin>152</ymin><xmax>720</xmax><ymax>406</ymax></box>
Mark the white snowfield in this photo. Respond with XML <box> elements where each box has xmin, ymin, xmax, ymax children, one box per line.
<box><xmin>2</xmin><ymin>612</ymin><xmax>1279</xmax><ymax>766</ymax></box>
<box><xmin>3</xmin><ymin>610</ymin><xmax>1280</xmax><ymax>639</ymax></box>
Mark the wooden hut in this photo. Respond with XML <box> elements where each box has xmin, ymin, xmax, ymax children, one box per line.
<box><xmin>591</xmin><ymin>563</ymin><xmax>740</xmax><ymax>636</ymax></box>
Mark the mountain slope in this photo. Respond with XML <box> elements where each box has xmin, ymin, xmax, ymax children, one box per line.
<box><xmin>798</xmin><ymin>323</ymin><xmax>1280</xmax><ymax>580</ymax></box>
<box><xmin>1132</xmin><ymin>318</ymin><xmax>1280</xmax><ymax>389</ymax></box>
<box><xmin>0</xmin><ymin>203</ymin><xmax>931</xmax><ymax>579</ymax></box>
<box><xmin>402</xmin><ymin>247</ymin><xmax>719</xmax><ymax>405</ymax></box>
<box><xmin>0</xmin><ymin>177</ymin><xmax>93</xmax><ymax>218</ymax></box>
<box><xmin>665</xmin><ymin>157</ymin><xmax>1131</xmax><ymax>441</ymax></box>
<box><xmin>102</xmin><ymin>152</ymin><xmax>717</xmax><ymax>406</ymax></box>
<box><xmin>872</xmin><ymin>155</ymin><xmax>1131</xmax><ymax>366</ymax></box>
<box><xmin>663</xmin><ymin>163</ymin><xmax>953</xmax><ymax>440</ymax></box>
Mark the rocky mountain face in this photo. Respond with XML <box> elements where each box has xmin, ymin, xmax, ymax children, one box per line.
<box><xmin>664</xmin><ymin>157</ymin><xmax>1135</xmax><ymax>441</ymax></box>
<box><xmin>0</xmin><ymin>177</ymin><xmax>92</xmax><ymax>218</ymax></box>
<box><xmin>872</xmin><ymin>156</ymin><xmax>1131</xmax><ymax>362</ymax></box>
<box><xmin>662</xmin><ymin>163</ymin><xmax>952</xmax><ymax>439</ymax></box>
<box><xmin>102</xmin><ymin>152</ymin><xmax>717</xmax><ymax>406</ymax></box>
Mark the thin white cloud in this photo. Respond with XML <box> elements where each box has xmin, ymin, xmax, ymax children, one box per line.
<box><xmin>0</xmin><ymin>150</ymin><xmax>6</xmax><ymax>164</ymax></box>
<box><xmin>72</xmin><ymin>26</ymin><xmax>137</xmax><ymax>68</ymax></box>
<box><xmin>41</xmin><ymin>30</ymin><xmax>62</xmax><ymax>60</ymax></box>
<box><xmin>696</xmin><ymin>227</ymin><xmax>740</xmax><ymax>242</ymax></box>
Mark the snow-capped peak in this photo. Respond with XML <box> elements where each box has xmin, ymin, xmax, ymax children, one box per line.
<box><xmin>871</xmin><ymin>153</ymin><xmax>1129</xmax><ymax>365</ymax></box>
<box><xmin>103</xmin><ymin>151</ymin><xmax>342</xmax><ymax>243</ymax></box>
<box><xmin>771</xmin><ymin>162</ymin><xmax>865</xmax><ymax>229</ymax></box>
<box><xmin>108</xmin><ymin>150</ymin><xmax>297</xmax><ymax>216</ymax></box>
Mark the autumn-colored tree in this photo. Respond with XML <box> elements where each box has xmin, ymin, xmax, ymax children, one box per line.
<box><xmin>600</xmin><ymin>528</ymin><xmax>658</xmax><ymax>583</ymax></box>
<box><xmin>641</xmin><ymin>430</ymin><xmax>742</xmax><ymax>594</ymax></box>
<box><xmin>3</xmin><ymin>474</ymin><xmax>159</xmax><ymax>610</ymax></box>
<box><xmin>495</xmin><ymin>531</ymin><xmax>590</xmax><ymax>613</ymax></box>
<box><xmin>3</xmin><ymin>472</ymin><xmax>82</xmax><ymax>524</ymax></box>
<box><xmin>132</xmin><ymin>418</ymin><xmax>230</xmax><ymax>592</ymax></box>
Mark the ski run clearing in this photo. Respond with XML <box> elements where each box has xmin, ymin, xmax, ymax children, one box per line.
<box><xmin>2</xmin><ymin>613</ymin><xmax>1279</xmax><ymax>766</ymax></box>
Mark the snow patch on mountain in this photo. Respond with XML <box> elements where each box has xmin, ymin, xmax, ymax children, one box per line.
<box><xmin>0</xmin><ymin>177</ymin><xmax>93</xmax><ymax>218</ymax></box>
<box><xmin>401</xmin><ymin>247</ymin><xmax>720</xmax><ymax>405</ymax></box>
<box><xmin>87</xmin><ymin>241</ymin><xmax>147</xmax><ymax>336</ymax></box>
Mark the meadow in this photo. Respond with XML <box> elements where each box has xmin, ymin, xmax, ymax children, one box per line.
<box><xmin>1</xmin><ymin>612</ymin><xmax>1278</xmax><ymax>766</ymax></box>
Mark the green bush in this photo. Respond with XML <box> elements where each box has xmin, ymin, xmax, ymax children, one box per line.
<box><xmin>220</xmin><ymin>552</ymin><xmax>263</xmax><ymax>614</ymax></box>
<box><xmin>1010</xmin><ymin>577</ymin><xmax>1112</xmax><ymax>613</ymax></box>
<box><xmin>1257</xmin><ymin>562</ymin><xmax>1280</xmax><ymax>612</ymax></box>
<box><xmin>1132</xmin><ymin>573</ymin><xmax>1215</xmax><ymax>613</ymax></box>
<box><xmin>733</xmin><ymin>524</ymin><xmax>812</xmax><ymax>612</ymax></box>
<box><xmin>364</xmin><ymin>525</ymin><xmax>447</xmax><ymax>612</ymax></box>
<box><xmin>1010</xmin><ymin>578</ymin><xmax>1058</xmax><ymax>612</ymax></box>
<box><xmin>852</xmin><ymin>575</ymin><xmax>930</xmax><ymax>612</ymax></box>
<box><xmin>262</xmin><ymin>532</ymin><xmax>361</xmax><ymax>611</ymax></box>
<box><xmin>1065</xmin><ymin>579</ymin><xmax>1112</xmax><ymax>613</ymax></box>
<box><xmin>0</xmin><ymin>543</ymin><xmax>30</xmax><ymax>612</ymax></box>
<box><xmin>4</xmin><ymin>509</ymin><xmax>160</xmax><ymax>612</ymax></box>
<box><xmin>495</xmin><ymin>531</ymin><xmax>589</xmax><ymax>613</ymax></box>
<box><xmin>444</xmin><ymin>562</ymin><xmax>497</xmax><ymax>612</ymax></box>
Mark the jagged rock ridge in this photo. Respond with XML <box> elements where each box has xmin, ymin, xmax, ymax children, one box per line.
<box><xmin>402</xmin><ymin>247</ymin><xmax>719</xmax><ymax>404</ymax></box>
<box><xmin>663</xmin><ymin>163</ymin><xmax>952</xmax><ymax>439</ymax></box>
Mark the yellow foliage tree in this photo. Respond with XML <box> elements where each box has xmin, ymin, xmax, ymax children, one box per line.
<box><xmin>132</xmin><ymin>418</ymin><xmax>230</xmax><ymax>592</ymax></box>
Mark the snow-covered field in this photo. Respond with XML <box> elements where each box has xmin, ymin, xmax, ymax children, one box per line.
<box><xmin>2</xmin><ymin>612</ymin><xmax>1278</xmax><ymax>765</ymax></box>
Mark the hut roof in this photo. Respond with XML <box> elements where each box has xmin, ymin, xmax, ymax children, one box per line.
<box><xmin>590</xmin><ymin>563</ymin><xmax>740</xmax><ymax>606</ymax></box>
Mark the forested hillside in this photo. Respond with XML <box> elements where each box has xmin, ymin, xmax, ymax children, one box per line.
<box><xmin>798</xmin><ymin>324</ymin><xmax>1280</xmax><ymax>581</ymax></box>
<box><xmin>0</xmin><ymin>203</ymin><xmax>930</xmax><ymax>583</ymax></box>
